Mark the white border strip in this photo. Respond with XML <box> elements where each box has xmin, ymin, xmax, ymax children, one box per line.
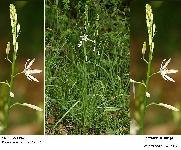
<box><xmin>1</xmin><ymin>135</ymin><xmax>181</xmax><ymax>150</ymax></box>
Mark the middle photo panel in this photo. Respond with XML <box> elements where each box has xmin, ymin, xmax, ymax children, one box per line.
<box><xmin>45</xmin><ymin>0</ymin><xmax>130</xmax><ymax>135</ymax></box>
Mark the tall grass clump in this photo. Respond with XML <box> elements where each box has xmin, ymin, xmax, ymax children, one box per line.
<box><xmin>130</xmin><ymin>4</ymin><xmax>179</xmax><ymax>135</ymax></box>
<box><xmin>0</xmin><ymin>4</ymin><xmax>42</xmax><ymax>134</ymax></box>
<box><xmin>45</xmin><ymin>0</ymin><xmax>130</xmax><ymax>134</ymax></box>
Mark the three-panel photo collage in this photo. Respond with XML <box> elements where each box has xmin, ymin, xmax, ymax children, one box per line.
<box><xmin>0</xmin><ymin>0</ymin><xmax>181</xmax><ymax>135</ymax></box>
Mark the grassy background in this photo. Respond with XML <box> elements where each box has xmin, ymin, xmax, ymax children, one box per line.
<box><xmin>45</xmin><ymin>0</ymin><xmax>130</xmax><ymax>135</ymax></box>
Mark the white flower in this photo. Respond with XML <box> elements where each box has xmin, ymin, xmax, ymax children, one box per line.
<box><xmin>78</xmin><ymin>34</ymin><xmax>94</xmax><ymax>47</ymax></box>
<box><xmin>159</xmin><ymin>58</ymin><xmax>178</xmax><ymax>82</ymax></box>
<box><xmin>80</xmin><ymin>34</ymin><xmax>89</xmax><ymax>41</ymax></box>
<box><xmin>22</xmin><ymin>58</ymin><xmax>42</xmax><ymax>82</ymax></box>
<box><xmin>10</xmin><ymin>92</ymin><xmax>14</xmax><ymax>98</ymax></box>
<box><xmin>146</xmin><ymin>92</ymin><xmax>150</xmax><ymax>98</ymax></box>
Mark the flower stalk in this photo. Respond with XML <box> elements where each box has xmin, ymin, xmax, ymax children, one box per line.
<box><xmin>131</xmin><ymin>4</ymin><xmax>179</xmax><ymax>135</ymax></box>
<box><xmin>0</xmin><ymin>4</ymin><xmax>42</xmax><ymax>134</ymax></box>
<box><xmin>3</xmin><ymin>4</ymin><xmax>19</xmax><ymax>133</ymax></box>
<box><xmin>139</xmin><ymin>4</ymin><xmax>155</xmax><ymax>134</ymax></box>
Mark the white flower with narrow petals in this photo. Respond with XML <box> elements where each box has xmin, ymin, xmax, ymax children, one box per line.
<box><xmin>78</xmin><ymin>34</ymin><xmax>89</xmax><ymax>47</ymax></box>
<box><xmin>22</xmin><ymin>58</ymin><xmax>42</xmax><ymax>82</ymax></box>
<box><xmin>78</xmin><ymin>34</ymin><xmax>94</xmax><ymax>47</ymax></box>
<box><xmin>159</xmin><ymin>58</ymin><xmax>178</xmax><ymax>82</ymax></box>
<box><xmin>80</xmin><ymin>34</ymin><xmax>89</xmax><ymax>41</ymax></box>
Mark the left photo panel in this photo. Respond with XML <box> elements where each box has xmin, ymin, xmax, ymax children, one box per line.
<box><xmin>0</xmin><ymin>1</ymin><xmax>44</xmax><ymax>134</ymax></box>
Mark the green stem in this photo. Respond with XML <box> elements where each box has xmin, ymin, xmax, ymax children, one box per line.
<box><xmin>0</xmin><ymin>82</ymin><xmax>10</xmax><ymax>87</ymax></box>
<box><xmin>139</xmin><ymin>51</ymin><xmax>152</xmax><ymax>134</ymax></box>
<box><xmin>82</xmin><ymin>40</ymin><xmax>88</xmax><ymax>133</ymax></box>
<box><xmin>83</xmin><ymin>42</ymin><xmax>87</xmax><ymax>62</ymax></box>
<box><xmin>3</xmin><ymin>51</ymin><xmax>17</xmax><ymax>134</ymax></box>
<box><xmin>149</xmin><ymin>71</ymin><xmax>160</xmax><ymax>78</ymax></box>
<box><xmin>1</xmin><ymin>3</ymin><xmax>19</xmax><ymax>134</ymax></box>
<box><xmin>82</xmin><ymin>63</ymin><xmax>88</xmax><ymax>132</ymax></box>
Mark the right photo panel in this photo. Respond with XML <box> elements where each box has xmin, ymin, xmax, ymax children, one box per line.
<box><xmin>130</xmin><ymin>1</ymin><xmax>181</xmax><ymax>134</ymax></box>
<box><xmin>45</xmin><ymin>0</ymin><xmax>130</xmax><ymax>135</ymax></box>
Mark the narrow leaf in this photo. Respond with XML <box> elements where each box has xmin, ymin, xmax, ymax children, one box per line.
<box><xmin>21</xmin><ymin>103</ymin><xmax>43</xmax><ymax>111</ymax></box>
<box><xmin>157</xmin><ymin>103</ymin><xmax>179</xmax><ymax>112</ymax></box>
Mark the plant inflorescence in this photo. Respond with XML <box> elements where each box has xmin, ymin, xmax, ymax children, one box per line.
<box><xmin>0</xmin><ymin>4</ymin><xmax>42</xmax><ymax>134</ymax></box>
<box><xmin>130</xmin><ymin>4</ymin><xmax>179</xmax><ymax>135</ymax></box>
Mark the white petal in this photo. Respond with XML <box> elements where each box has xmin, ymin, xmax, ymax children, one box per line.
<box><xmin>166</xmin><ymin>69</ymin><xmax>178</xmax><ymax>74</ymax></box>
<box><xmin>158</xmin><ymin>103</ymin><xmax>179</xmax><ymax>111</ymax></box>
<box><xmin>27</xmin><ymin>74</ymin><xmax>39</xmax><ymax>82</ymax></box>
<box><xmin>161</xmin><ymin>59</ymin><xmax>166</xmax><ymax>69</ymax></box>
<box><xmin>162</xmin><ymin>58</ymin><xmax>171</xmax><ymax>69</ymax></box>
<box><xmin>25</xmin><ymin>74</ymin><xmax>32</xmax><ymax>81</ymax></box>
<box><xmin>26</xmin><ymin>58</ymin><xmax>35</xmax><ymax>69</ymax></box>
<box><xmin>25</xmin><ymin>59</ymin><xmax>30</xmax><ymax>68</ymax></box>
<box><xmin>164</xmin><ymin>74</ymin><xmax>175</xmax><ymax>82</ymax></box>
<box><xmin>29</xmin><ymin>69</ymin><xmax>42</xmax><ymax>74</ymax></box>
<box><xmin>22</xmin><ymin>103</ymin><xmax>43</xmax><ymax>111</ymax></box>
<box><xmin>160</xmin><ymin>58</ymin><xmax>178</xmax><ymax>82</ymax></box>
<box><xmin>162</xmin><ymin>74</ymin><xmax>169</xmax><ymax>81</ymax></box>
